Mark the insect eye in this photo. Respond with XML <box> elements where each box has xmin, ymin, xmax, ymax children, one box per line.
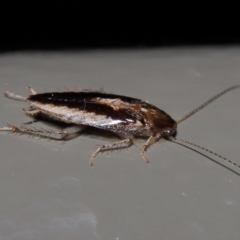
<box><xmin>162</xmin><ymin>128</ymin><xmax>176</xmax><ymax>136</ymax></box>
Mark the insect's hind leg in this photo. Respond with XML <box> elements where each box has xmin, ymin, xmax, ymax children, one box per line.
<box><xmin>0</xmin><ymin>123</ymin><xmax>85</xmax><ymax>140</ymax></box>
<box><xmin>90</xmin><ymin>138</ymin><xmax>133</xmax><ymax>166</ymax></box>
<box><xmin>4</xmin><ymin>85</ymin><xmax>37</xmax><ymax>101</ymax></box>
<box><xmin>61</xmin><ymin>125</ymin><xmax>86</xmax><ymax>138</ymax></box>
<box><xmin>4</xmin><ymin>85</ymin><xmax>27</xmax><ymax>101</ymax></box>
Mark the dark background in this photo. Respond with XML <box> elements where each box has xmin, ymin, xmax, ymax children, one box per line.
<box><xmin>0</xmin><ymin>1</ymin><xmax>239</xmax><ymax>51</ymax></box>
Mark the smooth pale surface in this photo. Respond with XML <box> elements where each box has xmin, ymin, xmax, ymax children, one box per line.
<box><xmin>0</xmin><ymin>47</ymin><xmax>240</xmax><ymax>240</ymax></box>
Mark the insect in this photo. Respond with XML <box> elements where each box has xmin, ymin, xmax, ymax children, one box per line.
<box><xmin>0</xmin><ymin>85</ymin><xmax>239</xmax><ymax>168</ymax></box>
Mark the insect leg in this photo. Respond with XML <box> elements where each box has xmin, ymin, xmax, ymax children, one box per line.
<box><xmin>61</xmin><ymin>125</ymin><xmax>86</xmax><ymax>138</ymax></box>
<box><xmin>141</xmin><ymin>134</ymin><xmax>161</xmax><ymax>163</ymax></box>
<box><xmin>24</xmin><ymin>109</ymin><xmax>41</xmax><ymax>117</ymax></box>
<box><xmin>90</xmin><ymin>138</ymin><xmax>133</xmax><ymax>166</ymax></box>
<box><xmin>4</xmin><ymin>85</ymin><xmax>27</xmax><ymax>101</ymax></box>
<box><xmin>0</xmin><ymin>123</ymin><xmax>85</xmax><ymax>139</ymax></box>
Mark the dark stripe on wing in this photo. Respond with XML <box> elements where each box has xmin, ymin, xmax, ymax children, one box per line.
<box><xmin>28</xmin><ymin>92</ymin><xmax>145</xmax><ymax>124</ymax></box>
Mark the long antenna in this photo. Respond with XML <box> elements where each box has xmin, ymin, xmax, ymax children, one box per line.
<box><xmin>173</xmin><ymin>85</ymin><xmax>240</xmax><ymax>170</ymax></box>
<box><xmin>168</xmin><ymin>136</ymin><xmax>240</xmax><ymax>169</ymax></box>
<box><xmin>177</xmin><ymin>85</ymin><xmax>240</xmax><ymax>124</ymax></box>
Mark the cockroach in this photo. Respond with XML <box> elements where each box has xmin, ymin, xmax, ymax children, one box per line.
<box><xmin>0</xmin><ymin>85</ymin><xmax>239</xmax><ymax>168</ymax></box>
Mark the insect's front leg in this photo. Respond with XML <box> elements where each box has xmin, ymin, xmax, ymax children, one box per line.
<box><xmin>90</xmin><ymin>138</ymin><xmax>133</xmax><ymax>167</ymax></box>
<box><xmin>141</xmin><ymin>134</ymin><xmax>161</xmax><ymax>163</ymax></box>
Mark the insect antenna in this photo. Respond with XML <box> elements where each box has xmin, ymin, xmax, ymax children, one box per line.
<box><xmin>168</xmin><ymin>136</ymin><xmax>240</xmax><ymax>169</ymax></box>
<box><xmin>177</xmin><ymin>85</ymin><xmax>240</xmax><ymax>124</ymax></box>
<box><xmin>172</xmin><ymin>85</ymin><xmax>240</xmax><ymax>170</ymax></box>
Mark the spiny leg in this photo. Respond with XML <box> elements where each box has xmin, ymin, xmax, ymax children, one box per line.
<box><xmin>61</xmin><ymin>125</ymin><xmax>86</xmax><ymax>138</ymax></box>
<box><xmin>4</xmin><ymin>85</ymin><xmax>27</xmax><ymax>101</ymax></box>
<box><xmin>24</xmin><ymin>109</ymin><xmax>41</xmax><ymax>117</ymax></box>
<box><xmin>90</xmin><ymin>138</ymin><xmax>133</xmax><ymax>166</ymax></box>
<box><xmin>4</xmin><ymin>85</ymin><xmax>38</xmax><ymax>101</ymax></box>
<box><xmin>141</xmin><ymin>134</ymin><xmax>161</xmax><ymax>163</ymax></box>
<box><xmin>0</xmin><ymin>123</ymin><xmax>85</xmax><ymax>139</ymax></box>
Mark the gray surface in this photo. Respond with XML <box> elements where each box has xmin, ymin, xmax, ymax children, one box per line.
<box><xmin>0</xmin><ymin>48</ymin><xmax>240</xmax><ymax>240</ymax></box>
